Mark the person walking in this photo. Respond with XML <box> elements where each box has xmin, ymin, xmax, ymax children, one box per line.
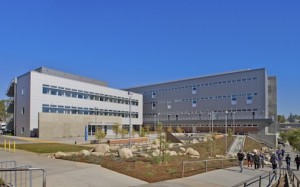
<box><xmin>254</xmin><ymin>153</ymin><xmax>260</xmax><ymax>170</ymax></box>
<box><xmin>285</xmin><ymin>154</ymin><xmax>291</xmax><ymax>169</ymax></box>
<box><xmin>270</xmin><ymin>153</ymin><xmax>278</xmax><ymax>173</ymax></box>
<box><xmin>237</xmin><ymin>150</ymin><xmax>245</xmax><ymax>172</ymax></box>
<box><xmin>295</xmin><ymin>155</ymin><xmax>300</xmax><ymax>171</ymax></box>
<box><xmin>247</xmin><ymin>152</ymin><xmax>253</xmax><ymax>167</ymax></box>
<box><xmin>259</xmin><ymin>153</ymin><xmax>265</xmax><ymax>168</ymax></box>
<box><xmin>278</xmin><ymin>154</ymin><xmax>283</xmax><ymax>168</ymax></box>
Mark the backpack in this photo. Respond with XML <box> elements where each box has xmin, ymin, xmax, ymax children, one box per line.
<box><xmin>237</xmin><ymin>153</ymin><xmax>244</xmax><ymax>161</ymax></box>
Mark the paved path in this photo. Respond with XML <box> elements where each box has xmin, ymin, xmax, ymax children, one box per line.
<box><xmin>0</xmin><ymin>149</ymin><xmax>147</xmax><ymax>187</ymax></box>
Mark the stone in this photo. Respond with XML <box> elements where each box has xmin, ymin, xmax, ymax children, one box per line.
<box><xmin>178</xmin><ymin>152</ymin><xmax>186</xmax><ymax>156</ymax></box>
<box><xmin>168</xmin><ymin>143</ymin><xmax>174</xmax><ymax>149</ymax></box>
<box><xmin>151</xmin><ymin>145</ymin><xmax>159</xmax><ymax>149</ymax></box>
<box><xmin>180</xmin><ymin>147</ymin><xmax>186</xmax><ymax>152</ymax></box>
<box><xmin>138</xmin><ymin>153</ymin><xmax>150</xmax><ymax>158</ymax></box>
<box><xmin>215</xmin><ymin>155</ymin><xmax>225</xmax><ymax>158</ymax></box>
<box><xmin>168</xmin><ymin>151</ymin><xmax>178</xmax><ymax>156</ymax></box>
<box><xmin>130</xmin><ymin>148</ymin><xmax>138</xmax><ymax>153</ymax></box>
<box><xmin>186</xmin><ymin>148</ymin><xmax>200</xmax><ymax>156</ymax></box>
<box><xmin>54</xmin><ymin>151</ymin><xmax>66</xmax><ymax>158</ymax></box>
<box><xmin>189</xmin><ymin>155</ymin><xmax>200</xmax><ymax>158</ymax></box>
<box><xmin>152</xmin><ymin>149</ymin><xmax>160</xmax><ymax>157</ymax></box>
<box><xmin>253</xmin><ymin>149</ymin><xmax>259</xmax><ymax>154</ymax></box>
<box><xmin>264</xmin><ymin>160</ymin><xmax>272</xmax><ymax>165</ymax></box>
<box><xmin>78</xmin><ymin>150</ymin><xmax>91</xmax><ymax>157</ymax></box>
<box><xmin>109</xmin><ymin>146</ymin><xmax>120</xmax><ymax>152</ymax></box>
<box><xmin>177</xmin><ymin>143</ymin><xmax>184</xmax><ymax>147</ymax></box>
<box><xmin>94</xmin><ymin>144</ymin><xmax>110</xmax><ymax>154</ymax></box>
<box><xmin>191</xmin><ymin>139</ymin><xmax>199</xmax><ymax>144</ymax></box>
<box><xmin>118</xmin><ymin>148</ymin><xmax>133</xmax><ymax>159</ymax></box>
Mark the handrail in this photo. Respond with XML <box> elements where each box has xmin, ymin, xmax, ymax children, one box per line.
<box><xmin>181</xmin><ymin>158</ymin><xmax>237</xmax><ymax>178</ymax></box>
<box><xmin>0</xmin><ymin>167</ymin><xmax>46</xmax><ymax>187</ymax></box>
<box><xmin>287</xmin><ymin>167</ymin><xmax>300</xmax><ymax>187</ymax></box>
<box><xmin>232</xmin><ymin>167</ymin><xmax>286</xmax><ymax>187</ymax></box>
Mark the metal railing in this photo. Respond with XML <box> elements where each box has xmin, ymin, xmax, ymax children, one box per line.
<box><xmin>181</xmin><ymin>158</ymin><xmax>237</xmax><ymax>178</ymax></box>
<box><xmin>232</xmin><ymin>167</ymin><xmax>286</xmax><ymax>187</ymax></box>
<box><xmin>0</xmin><ymin>161</ymin><xmax>46</xmax><ymax>187</ymax></box>
<box><xmin>287</xmin><ymin>167</ymin><xmax>300</xmax><ymax>187</ymax></box>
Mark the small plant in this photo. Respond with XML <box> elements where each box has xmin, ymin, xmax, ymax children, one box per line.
<box><xmin>227</xmin><ymin>128</ymin><xmax>233</xmax><ymax>137</ymax></box>
<box><xmin>121</xmin><ymin>128</ymin><xmax>128</xmax><ymax>139</ymax></box>
<box><xmin>112</xmin><ymin>123</ymin><xmax>121</xmax><ymax>139</ymax></box>
<box><xmin>151</xmin><ymin>156</ymin><xmax>162</xmax><ymax>164</ymax></box>
<box><xmin>144</xmin><ymin>125</ymin><xmax>151</xmax><ymax>134</ymax></box>
<box><xmin>144</xmin><ymin>171</ymin><xmax>154</xmax><ymax>178</ymax></box>
<box><xmin>166</xmin><ymin>168</ymin><xmax>177</xmax><ymax>175</ymax></box>
<box><xmin>94</xmin><ymin>128</ymin><xmax>106</xmax><ymax>143</ymax></box>
<box><xmin>140</xmin><ymin>127</ymin><xmax>146</xmax><ymax>137</ymax></box>
<box><xmin>176</xmin><ymin>127</ymin><xmax>184</xmax><ymax>133</ymax></box>
<box><xmin>0</xmin><ymin>177</ymin><xmax>5</xmax><ymax>185</ymax></box>
<box><xmin>167</xmin><ymin>126</ymin><xmax>173</xmax><ymax>133</ymax></box>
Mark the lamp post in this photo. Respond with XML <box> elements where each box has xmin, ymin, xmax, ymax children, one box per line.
<box><xmin>225</xmin><ymin>110</ymin><xmax>228</xmax><ymax>154</ymax></box>
<box><xmin>233</xmin><ymin>111</ymin><xmax>235</xmax><ymax>135</ymax></box>
<box><xmin>128</xmin><ymin>92</ymin><xmax>133</xmax><ymax>147</ymax></box>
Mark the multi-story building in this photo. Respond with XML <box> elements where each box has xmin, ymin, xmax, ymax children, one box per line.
<box><xmin>6</xmin><ymin>67</ymin><xmax>143</xmax><ymax>138</ymax></box>
<box><xmin>126</xmin><ymin>68</ymin><xmax>277</xmax><ymax>146</ymax></box>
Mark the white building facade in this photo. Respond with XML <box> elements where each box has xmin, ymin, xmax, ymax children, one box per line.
<box><xmin>6</xmin><ymin>67</ymin><xmax>143</xmax><ymax>138</ymax></box>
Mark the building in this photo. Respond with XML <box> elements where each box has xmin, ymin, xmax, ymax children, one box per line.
<box><xmin>6</xmin><ymin>67</ymin><xmax>143</xmax><ymax>138</ymax></box>
<box><xmin>126</xmin><ymin>68</ymin><xmax>277</xmax><ymax>146</ymax></box>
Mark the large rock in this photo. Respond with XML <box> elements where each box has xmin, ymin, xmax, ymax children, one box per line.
<box><xmin>168</xmin><ymin>143</ymin><xmax>174</xmax><ymax>149</ymax></box>
<box><xmin>253</xmin><ymin>149</ymin><xmax>259</xmax><ymax>154</ymax></box>
<box><xmin>151</xmin><ymin>144</ymin><xmax>159</xmax><ymax>149</ymax></box>
<box><xmin>109</xmin><ymin>146</ymin><xmax>120</xmax><ymax>152</ymax></box>
<box><xmin>138</xmin><ymin>153</ymin><xmax>150</xmax><ymax>158</ymax></box>
<box><xmin>152</xmin><ymin>149</ymin><xmax>160</xmax><ymax>157</ymax></box>
<box><xmin>215</xmin><ymin>155</ymin><xmax>225</xmax><ymax>158</ymax></box>
<box><xmin>264</xmin><ymin>160</ymin><xmax>272</xmax><ymax>165</ymax></box>
<box><xmin>186</xmin><ymin>148</ymin><xmax>200</xmax><ymax>156</ymax></box>
<box><xmin>94</xmin><ymin>144</ymin><xmax>110</xmax><ymax>154</ymax></box>
<box><xmin>54</xmin><ymin>151</ymin><xmax>66</xmax><ymax>158</ymax></box>
<box><xmin>191</xmin><ymin>139</ymin><xmax>199</xmax><ymax>144</ymax></box>
<box><xmin>167</xmin><ymin>151</ymin><xmax>178</xmax><ymax>156</ymax></box>
<box><xmin>180</xmin><ymin>147</ymin><xmax>186</xmax><ymax>153</ymax></box>
<box><xmin>78</xmin><ymin>150</ymin><xmax>91</xmax><ymax>157</ymax></box>
<box><xmin>118</xmin><ymin>148</ymin><xmax>133</xmax><ymax>159</ymax></box>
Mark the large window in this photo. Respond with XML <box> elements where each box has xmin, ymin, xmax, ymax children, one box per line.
<box><xmin>247</xmin><ymin>95</ymin><xmax>253</xmax><ymax>104</ymax></box>
<box><xmin>231</xmin><ymin>95</ymin><xmax>237</xmax><ymax>105</ymax></box>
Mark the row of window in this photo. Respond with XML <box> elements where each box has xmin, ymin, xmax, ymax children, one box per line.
<box><xmin>162</xmin><ymin>124</ymin><xmax>258</xmax><ymax>127</ymax></box>
<box><xmin>42</xmin><ymin>104</ymin><xmax>139</xmax><ymax>118</ymax></box>
<box><xmin>42</xmin><ymin>85</ymin><xmax>139</xmax><ymax>106</ymax></box>
<box><xmin>145</xmin><ymin>76</ymin><xmax>258</xmax><ymax>94</ymax></box>
<box><xmin>146</xmin><ymin>93</ymin><xmax>257</xmax><ymax>105</ymax></box>
<box><xmin>143</xmin><ymin>108</ymin><xmax>258</xmax><ymax>116</ymax></box>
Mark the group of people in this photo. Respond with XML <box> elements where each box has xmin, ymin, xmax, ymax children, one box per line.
<box><xmin>236</xmin><ymin>148</ymin><xmax>300</xmax><ymax>173</ymax></box>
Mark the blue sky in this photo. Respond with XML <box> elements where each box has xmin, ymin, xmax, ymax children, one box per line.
<box><xmin>0</xmin><ymin>1</ymin><xmax>299</xmax><ymax>117</ymax></box>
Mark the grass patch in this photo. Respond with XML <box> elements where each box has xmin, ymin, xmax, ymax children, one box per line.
<box><xmin>0</xmin><ymin>143</ymin><xmax>88</xmax><ymax>153</ymax></box>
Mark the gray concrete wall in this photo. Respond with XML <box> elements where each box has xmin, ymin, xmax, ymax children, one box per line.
<box><xmin>15</xmin><ymin>73</ymin><xmax>31</xmax><ymax>137</ymax></box>
<box><xmin>127</xmin><ymin>68</ymin><xmax>268</xmax><ymax>126</ymax></box>
<box><xmin>38</xmin><ymin>113</ymin><xmax>122</xmax><ymax>138</ymax></box>
<box><xmin>268</xmin><ymin>76</ymin><xmax>277</xmax><ymax>134</ymax></box>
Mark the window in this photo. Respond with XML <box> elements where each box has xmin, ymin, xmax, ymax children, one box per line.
<box><xmin>21</xmin><ymin>127</ymin><xmax>25</xmax><ymax>134</ymax></box>
<box><xmin>21</xmin><ymin>107</ymin><xmax>25</xmax><ymax>114</ymax></box>
<box><xmin>231</xmin><ymin>96</ymin><xmax>237</xmax><ymax>105</ymax></box>
<box><xmin>168</xmin><ymin>114</ymin><xmax>170</xmax><ymax>121</ymax></box>
<box><xmin>192</xmin><ymin>100</ymin><xmax>197</xmax><ymax>107</ymax></box>
<box><xmin>152</xmin><ymin>103</ymin><xmax>156</xmax><ymax>110</ymax></box>
<box><xmin>247</xmin><ymin>96</ymin><xmax>253</xmax><ymax>104</ymax></box>
<box><xmin>175</xmin><ymin>115</ymin><xmax>179</xmax><ymax>121</ymax></box>
<box><xmin>167</xmin><ymin>102</ymin><xmax>171</xmax><ymax>109</ymax></box>
<box><xmin>152</xmin><ymin>92</ymin><xmax>156</xmax><ymax>99</ymax></box>
<box><xmin>192</xmin><ymin>87</ymin><xmax>197</xmax><ymax>94</ymax></box>
<box><xmin>21</xmin><ymin>88</ymin><xmax>25</xmax><ymax>95</ymax></box>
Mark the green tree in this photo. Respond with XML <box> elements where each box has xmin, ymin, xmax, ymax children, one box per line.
<box><xmin>278</xmin><ymin>115</ymin><xmax>286</xmax><ymax>123</ymax></box>
<box><xmin>0</xmin><ymin>100</ymin><xmax>7</xmax><ymax>122</ymax></box>
<box><xmin>140</xmin><ymin>127</ymin><xmax>146</xmax><ymax>137</ymax></box>
<box><xmin>94</xmin><ymin>128</ymin><xmax>106</xmax><ymax>143</ymax></box>
<box><xmin>121</xmin><ymin>128</ymin><xmax>128</xmax><ymax>139</ymax></box>
<box><xmin>144</xmin><ymin>125</ymin><xmax>151</xmax><ymax>134</ymax></box>
<box><xmin>112</xmin><ymin>123</ymin><xmax>121</xmax><ymax>139</ymax></box>
<box><xmin>166</xmin><ymin>126</ymin><xmax>173</xmax><ymax>133</ymax></box>
<box><xmin>281</xmin><ymin>129</ymin><xmax>300</xmax><ymax>152</ymax></box>
<box><xmin>176</xmin><ymin>127</ymin><xmax>184</xmax><ymax>133</ymax></box>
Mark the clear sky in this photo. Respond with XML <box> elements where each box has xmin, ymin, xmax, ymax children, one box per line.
<box><xmin>0</xmin><ymin>1</ymin><xmax>299</xmax><ymax>117</ymax></box>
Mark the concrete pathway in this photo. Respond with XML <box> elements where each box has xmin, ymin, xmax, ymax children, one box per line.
<box><xmin>134</xmin><ymin>166</ymin><xmax>274</xmax><ymax>187</ymax></box>
<box><xmin>0</xmin><ymin>149</ymin><xmax>147</xmax><ymax>187</ymax></box>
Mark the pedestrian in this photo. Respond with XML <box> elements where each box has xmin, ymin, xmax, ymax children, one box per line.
<box><xmin>285</xmin><ymin>154</ymin><xmax>291</xmax><ymax>169</ymax></box>
<box><xmin>254</xmin><ymin>153</ymin><xmax>260</xmax><ymax>170</ymax></box>
<box><xmin>278</xmin><ymin>154</ymin><xmax>283</xmax><ymax>168</ymax></box>
<box><xmin>237</xmin><ymin>150</ymin><xmax>245</xmax><ymax>172</ymax></box>
<box><xmin>247</xmin><ymin>152</ymin><xmax>253</xmax><ymax>167</ymax></box>
<box><xmin>270</xmin><ymin>153</ymin><xmax>278</xmax><ymax>173</ymax></box>
<box><xmin>259</xmin><ymin>153</ymin><xmax>265</xmax><ymax>168</ymax></box>
<box><xmin>281</xmin><ymin>149</ymin><xmax>285</xmax><ymax>157</ymax></box>
<box><xmin>295</xmin><ymin>155</ymin><xmax>300</xmax><ymax>171</ymax></box>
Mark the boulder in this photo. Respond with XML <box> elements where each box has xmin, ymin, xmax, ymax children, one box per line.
<box><xmin>189</xmin><ymin>155</ymin><xmax>200</xmax><ymax>158</ymax></box>
<box><xmin>151</xmin><ymin>144</ymin><xmax>159</xmax><ymax>149</ymax></box>
<box><xmin>177</xmin><ymin>143</ymin><xmax>184</xmax><ymax>147</ymax></box>
<box><xmin>215</xmin><ymin>155</ymin><xmax>225</xmax><ymax>158</ymax></box>
<box><xmin>167</xmin><ymin>151</ymin><xmax>178</xmax><ymax>156</ymax></box>
<box><xmin>178</xmin><ymin>152</ymin><xmax>186</xmax><ymax>156</ymax></box>
<box><xmin>54</xmin><ymin>151</ymin><xmax>66</xmax><ymax>158</ymax></box>
<box><xmin>79</xmin><ymin>150</ymin><xmax>90</xmax><ymax>157</ymax></box>
<box><xmin>253</xmin><ymin>149</ymin><xmax>259</xmax><ymax>154</ymax></box>
<box><xmin>138</xmin><ymin>153</ymin><xmax>150</xmax><ymax>158</ymax></box>
<box><xmin>66</xmin><ymin>152</ymin><xmax>78</xmax><ymax>157</ymax></box>
<box><xmin>180</xmin><ymin>147</ymin><xmax>186</xmax><ymax>153</ymax></box>
<box><xmin>186</xmin><ymin>148</ymin><xmax>200</xmax><ymax>156</ymax></box>
<box><xmin>168</xmin><ymin>143</ymin><xmax>174</xmax><ymax>149</ymax></box>
<box><xmin>118</xmin><ymin>148</ymin><xmax>133</xmax><ymax>159</ymax></box>
<box><xmin>109</xmin><ymin>146</ymin><xmax>120</xmax><ymax>152</ymax></box>
<box><xmin>152</xmin><ymin>149</ymin><xmax>160</xmax><ymax>157</ymax></box>
<box><xmin>191</xmin><ymin>139</ymin><xmax>199</xmax><ymax>144</ymax></box>
<box><xmin>264</xmin><ymin>160</ymin><xmax>272</xmax><ymax>165</ymax></box>
<box><xmin>94</xmin><ymin>144</ymin><xmax>110</xmax><ymax>154</ymax></box>
<box><xmin>130</xmin><ymin>148</ymin><xmax>138</xmax><ymax>153</ymax></box>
